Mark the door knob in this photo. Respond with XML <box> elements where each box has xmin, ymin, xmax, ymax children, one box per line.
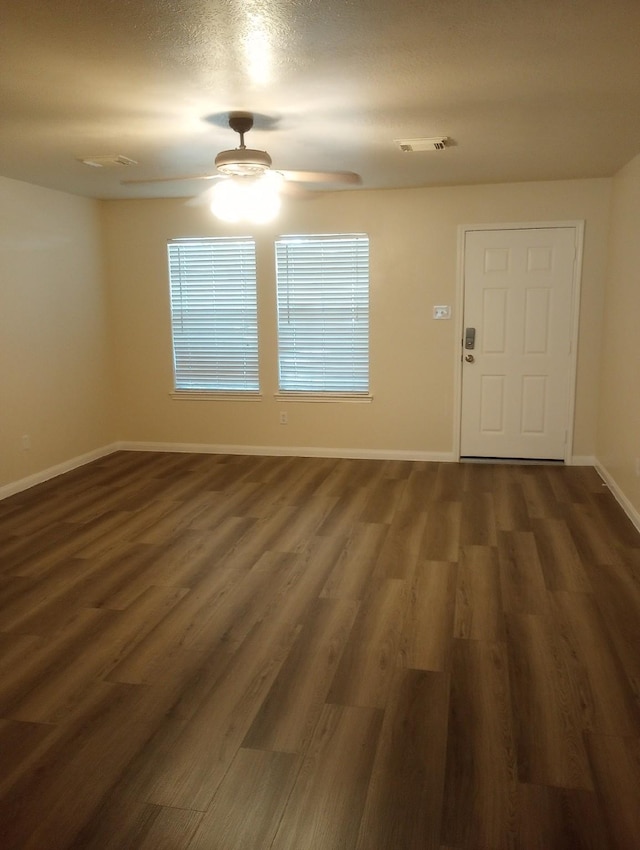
<box><xmin>465</xmin><ymin>354</ymin><xmax>475</xmax><ymax>363</ymax></box>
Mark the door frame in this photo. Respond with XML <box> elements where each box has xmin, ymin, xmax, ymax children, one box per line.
<box><xmin>453</xmin><ymin>220</ymin><xmax>585</xmax><ymax>463</ymax></box>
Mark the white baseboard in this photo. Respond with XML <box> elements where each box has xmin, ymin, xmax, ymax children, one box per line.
<box><xmin>569</xmin><ymin>455</ymin><xmax>596</xmax><ymax>466</ymax></box>
<box><xmin>117</xmin><ymin>440</ymin><xmax>457</xmax><ymax>463</ymax></box>
<box><xmin>595</xmin><ymin>460</ymin><xmax>640</xmax><ymax>534</ymax></box>
<box><xmin>0</xmin><ymin>443</ymin><xmax>119</xmax><ymax>501</ymax></box>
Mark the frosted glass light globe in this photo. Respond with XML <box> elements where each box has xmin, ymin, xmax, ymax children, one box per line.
<box><xmin>210</xmin><ymin>173</ymin><xmax>282</xmax><ymax>223</ymax></box>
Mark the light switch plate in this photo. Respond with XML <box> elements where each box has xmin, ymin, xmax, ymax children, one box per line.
<box><xmin>433</xmin><ymin>305</ymin><xmax>451</xmax><ymax>319</ymax></box>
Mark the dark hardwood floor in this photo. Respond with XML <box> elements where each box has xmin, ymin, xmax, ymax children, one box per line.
<box><xmin>1</xmin><ymin>451</ymin><xmax>639</xmax><ymax>849</ymax></box>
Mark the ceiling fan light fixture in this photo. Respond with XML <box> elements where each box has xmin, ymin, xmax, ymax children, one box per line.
<box><xmin>210</xmin><ymin>172</ymin><xmax>282</xmax><ymax>224</ymax></box>
<box><xmin>214</xmin><ymin>147</ymin><xmax>272</xmax><ymax>177</ymax></box>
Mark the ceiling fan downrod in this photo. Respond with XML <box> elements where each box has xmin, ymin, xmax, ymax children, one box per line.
<box><xmin>228</xmin><ymin>113</ymin><xmax>254</xmax><ymax>150</ymax></box>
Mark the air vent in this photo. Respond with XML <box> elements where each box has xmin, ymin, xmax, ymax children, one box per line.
<box><xmin>78</xmin><ymin>155</ymin><xmax>138</xmax><ymax>168</ymax></box>
<box><xmin>394</xmin><ymin>137</ymin><xmax>449</xmax><ymax>152</ymax></box>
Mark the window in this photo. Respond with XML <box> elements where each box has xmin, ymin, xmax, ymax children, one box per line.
<box><xmin>275</xmin><ymin>234</ymin><xmax>370</xmax><ymax>395</ymax></box>
<box><xmin>167</xmin><ymin>237</ymin><xmax>259</xmax><ymax>393</ymax></box>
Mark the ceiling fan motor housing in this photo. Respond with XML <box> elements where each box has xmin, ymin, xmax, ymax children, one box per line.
<box><xmin>215</xmin><ymin>147</ymin><xmax>272</xmax><ymax>177</ymax></box>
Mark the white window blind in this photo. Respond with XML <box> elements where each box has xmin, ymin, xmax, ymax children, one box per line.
<box><xmin>167</xmin><ymin>237</ymin><xmax>259</xmax><ymax>392</ymax></box>
<box><xmin>275</xmin><ymin>234</ymin><xmax>370</xmax><ymax>393</ymax></box>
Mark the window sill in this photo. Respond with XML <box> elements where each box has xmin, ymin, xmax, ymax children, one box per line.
<box><xmin>170</xmin><ymin>391</ymin><xmax>263</xmax><ymax>402</ymax></box>
<box><xmin>273</xmin><ymin>392</ymin><xmax>373</xmax><ymax>404</ymax></box>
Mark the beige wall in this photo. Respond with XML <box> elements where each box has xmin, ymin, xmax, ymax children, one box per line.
<box><xmin>0</xmin><ymin>177</ymin><xmax>114</xmax><ymax>490</ymax></box>
<box><xmin>102</xmin><ymin>178</ymin><xmax>611</xmax><ymax>458</ymax></box>
<box><xmin>597</xmin><ymin>152</ymin><xmax>640</xmax><ymax>517</ymax></box>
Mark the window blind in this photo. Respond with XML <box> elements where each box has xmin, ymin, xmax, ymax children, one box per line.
<box><xmin>275</xmin><ymin>234</ymin><xmax>370</xmax><ymax>393</ymax></box>
<box><xmin>167</xmin><ymin>238</ymin><xmax>259</xmax><ymax>392</ymax></box>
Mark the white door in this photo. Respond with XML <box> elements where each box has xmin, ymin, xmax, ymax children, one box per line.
<box><xmin>460</xmin><ymin>226</ymin><xmax>578</xmax><ymax>460</ymax></box>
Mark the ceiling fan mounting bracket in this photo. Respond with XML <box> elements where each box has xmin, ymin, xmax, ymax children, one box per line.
<box><xmin>228</xmin><ymin>113</ymin><xmax>254</xmax><ymax>137</ymax></box>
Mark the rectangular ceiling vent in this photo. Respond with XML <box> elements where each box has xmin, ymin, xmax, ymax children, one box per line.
<box><xmin>394</xmin><ymin>137</ymin><xmax>449</xmax><ymax>152</ymax></box>
<box><xmin>78</xmin><ymin>154</ymin><xmax>138</xmax><ymax>168</ymax></box>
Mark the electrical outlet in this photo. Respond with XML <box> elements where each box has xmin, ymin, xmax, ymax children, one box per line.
<box><xmin>21</xmin><ymin>434</ymin><xmax>31</xmax><ymax>450</ymax></box>
<box><xmin>279</xmin><ymin>412</ymin><xmax>288</xmax><ymax>425</ymax></box>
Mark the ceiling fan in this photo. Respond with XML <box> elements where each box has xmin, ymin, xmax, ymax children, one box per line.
<box><xmin>122</xmin><ymin>111</ymin><xmax>361</xmax><ymax>195</ymax></box>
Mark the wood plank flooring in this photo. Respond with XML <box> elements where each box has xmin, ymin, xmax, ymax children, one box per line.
<box><xmin>1</xmin><ymin>451</ymin><xmax>640</xmax><ymax>849</ymax></box>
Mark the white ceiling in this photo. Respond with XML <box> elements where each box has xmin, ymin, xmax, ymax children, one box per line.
<box><xmin>2</xmin><ymin>0</ymin><xmax>640</xmax><ymax>199</ymax></box>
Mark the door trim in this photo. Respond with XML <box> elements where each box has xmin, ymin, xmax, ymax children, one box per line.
<box><xmin>453</xmin><ymin>221</ymin><xmax>585</xmax><ymax>463</ymax></box>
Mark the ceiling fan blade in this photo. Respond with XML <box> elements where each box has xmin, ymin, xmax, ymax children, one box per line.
<box><xmin>120</xmin><ymin>173</ymin><xmax>221</xmax><ymax>186</ymax></box>
<box><xmin>278</xmin><ymin>181</ymin><xmax>316</xmax><ymax>199</ymax></box>
<box><xmin>278</xmin><ymin>169</ymin><xmax>361</xmax><ymax>186</ymax></box>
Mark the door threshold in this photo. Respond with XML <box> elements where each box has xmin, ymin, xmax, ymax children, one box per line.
<box><xmin>460</xmin><ymin>457</ymin><xmax>564</xmax><ymax>465</ymax></box>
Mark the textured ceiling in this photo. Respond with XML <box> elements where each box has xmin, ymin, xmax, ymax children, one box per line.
<box><xmin>1</xmin><ymin>0</ymin><xmax>640</xmax><ymax>199</ymax></box>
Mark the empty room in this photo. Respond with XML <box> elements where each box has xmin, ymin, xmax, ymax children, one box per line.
<box><xmin>1</xmin><ymin>1</ymin><xmax>640</xmax><ymax>848</ymax></box>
